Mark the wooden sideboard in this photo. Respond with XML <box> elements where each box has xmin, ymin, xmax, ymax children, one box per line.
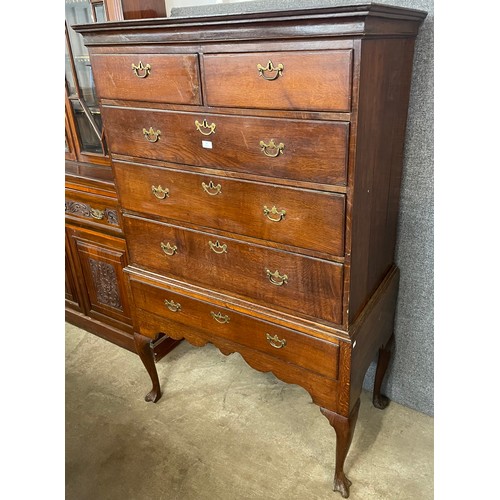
<box><xmin>74</xmin><ymin>3</ymin><xmax>426</xmax><ymax>497</ymax></box>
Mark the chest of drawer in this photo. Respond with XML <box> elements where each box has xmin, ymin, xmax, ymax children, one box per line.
<box><xmin>114</xmin><ymin>161</ymin><xmax>345</xmax><ymax>257</ymax></box>
<box><xmin>203</xmin><ymin>50</ymin><xmax>352</xmax><ymax>112</ymax></box>
<box><xmin>102</xmin><ymin>106</ymin><xmax>349</xmax><ymax>185</ymax></box>
<box><xmin>129</xmin><ymin>277</ymin><xmax>340</xmax><ymax>380</ymax></box>
<box><xmin>90</xmin><ymin>53</ymin><xmax>201</xmax><ymax>105</ymax></box>
<box><xmin>123</xmin><ymin>215</ymin><xmax>344</xmax><ymax>325</ymax></box>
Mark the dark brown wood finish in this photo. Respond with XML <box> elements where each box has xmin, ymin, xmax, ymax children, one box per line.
<box><xmin>74</xmin><ymin>4</ymin><xmax>426</xmax><ymax>497</ymax></box>
<box><xmin>321</xmin><ymin>399</ymin><xmax>361</xmax><ymax>498</ymax></box>
<box><xmin>130</xmin><ymin>275</ymin><xmax>340</xmax><ymax>379</ymax></box>
<box><xmin>123</xmin><ymin>214</ymin><xmax>344</xmax><ymax>324</ymax></box>
<box><xmin>203</xmin><ymin>50</ymin><xmax>352</xmax><ymax>112</ymax></box>
<box><xmin>113</xmin><ymin>160</ymin><xmax>346</xmax><ymax>256</ymax></box>
<box><xmin>102</xmin><ymin>106</ymin><xmax>349</xmax><ymax>185</ymax></box>
<box><xmin>91</xmin><ymin>54</ymin><xmax>201</xmax><ymax>104</ymax></box>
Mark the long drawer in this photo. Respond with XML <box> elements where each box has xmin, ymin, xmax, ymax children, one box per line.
<box><xmin>114</xmin><ymin>160</ymin><xmax>345</xmax><ymax>257</ymax></box>
<box><xmin>90</xmin><ymin>53</ymin><xmax>201</xmax><ymax>105</ymax></box>
<box><xmin>123</xmin><ymin>215</ymin><xmax>344</xmax><ymax>325</ymax></box>
<box><xmin>203</xmin><ymin>50</ymin><xmax>353</xmax><ymax>112</ymax></box>
<box><xmin>129</xmin><ymin>277</ymin><xmax>339</xmax><ymax>380</ymax></box>
<box><xmin>102</xmin><ymin>106</ymin><xmax>349</xmax><ymax>185</ymax></box>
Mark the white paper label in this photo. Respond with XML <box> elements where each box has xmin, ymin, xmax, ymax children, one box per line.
<box><xmin>202</xmin><ymin>140</ymin><xmax>213</xmax><ymax>149</ymax></box>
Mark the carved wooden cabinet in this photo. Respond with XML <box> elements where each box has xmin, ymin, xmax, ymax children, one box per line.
<box><xmin>74</xmin><ymin>3</ymin><xmax>426</xmax><ymax>497</ymax></box>
<box><xmin>65</xmin><ymin>0</ymin><xmax>180</xmax><ymax>359</ymax></box>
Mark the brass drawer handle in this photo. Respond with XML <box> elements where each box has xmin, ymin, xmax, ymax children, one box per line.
<box><xmin>266</xmin><ymin>333</ymin><xmax>287</xmax><ymax>349</ymax></box>
<box><xmin>202</xmin><ymin>180</ymin><xmax>222</xmax><ymax>196</ymax></box>
<box><xmin>211</xmin><ymin>311</ymin><xmax>230</xmax><ymax>324</ymax></box>
<box><xmin>151</xmin><ymin>185</ymin><xmax>169</xmax><ymax>199</ymax></box>
<box><xmin>164</xmin><ymin>299</ymin><xmax>181</xmax><ymax>312</ymax></box>
<box><xmin>263</xmin><ymin>205</ymin><xmax>286</xmax><ymax>222</ymax></box>
<box><xmin>266</xmin><ymin>269</ymin><xmax>288</xmax><ymax>286</ymax></box>
<box><xmin>90</xmin><ymin>207</ymin><xmax>104</xmax><ymax>220</ymax></box>
<box><xmin>257</xmin><ymin>60</ymin><xmax>284</xmax><ymax>81</ymax></box>
<box><xmin>160</xmin><ymin>242</ymin><xmax>177</xmax><ymax>256</ymax></box>
<box><xmin>195</xmin><ymin>119</ymin><xmax>216</xmax><ymax>136</ymax></box>
<box><xmin>131</xmin><ymin>61</ymin><xmax>151</xmax><ymax>78</ymax></box>
<box><xmin>143</xmin><ymin>127</ymin><xmax>161</xmax><ymax>143</ymax></box>
<box><xmin>209</xmin><ymin>240</ymin><xmax>227</xmax><ymax>254</ymax></box>
<box><xmin>260</xmin><ymin>139</ymin><xmax>284</xmax><ymax>158</ymax></box>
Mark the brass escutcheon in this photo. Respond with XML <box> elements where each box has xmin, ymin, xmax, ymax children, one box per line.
<box><xmin>260</xmin><ymin>139</ymin><xmax>285</xmax><ymax>158</ymax></box>
<box><xmin>151</xmin><ymin>185</ymin><xmax>169</xmax><ymax>199</ymax></box>
<box><xmin>160</xmin><ymin>242</ymin><xmax>177</xmax><ymax>256</ymax></box>
<box><xmin>266</xmin><ymin>333</ymin><xmax>287</xmax><ymax>349</ymax></box>
<box><xmin>263</xmin><ymin>205</ymin><xmax>286</xmax><ymax>222</ymax></box>
<box><xmin>131</xmin><ymin>61</ymin><xmax>151</xmax><ymax>78</ymax></box>
<box><xmin>266</xmin><ymin>269</ymin><xmax>288</xmax><ymax>286</ymax></box>
<box><xmin>202</xmin><ymin>180</ymin><xmax>222</xmax><ymax>196</ymax></box>
<box><xmin>195</xmin><ymin>119</ymin><xmax>216</xmax><ymax>136</ymax></box>
<box><xmin>143</xmin><ymin>127</ymin><xmax>161</xmax><ymax>143</ymax></box>
<box><xmin>209</xmin><ymin>240</ymin><xmax>227</xmax><ymax>254</ymax></box>
<box><xmin>90</xmin><ymin>207</ymin><xmax>104</xmax><ymax>220</ymax></box>
<box><xmin>211</xmin><ymin>311</ymin><xmax>230</xmax><ymax>324</ymax></box>
<box><xmin>257</xmin><ymin>60</ymin><xmax>284</xmax><ymax>81</ymax></box>
<box><xmin>164</xmin><ymin>299</ymin><xmax>181</xmax><ymax>312</ymax></box>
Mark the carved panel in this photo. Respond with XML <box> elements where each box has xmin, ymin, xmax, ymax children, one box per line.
<box><xmin>89</xmin><ymin>258</ymin><xmax>123</xmax><ymax>310</ymax></box>
<box><xmin>65</xmin><ymin>200</ymin><xmax>119</xmax><ymax>225</ymax></box>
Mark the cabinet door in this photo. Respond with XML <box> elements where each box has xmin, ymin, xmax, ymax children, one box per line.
<box><xmin>66</xmin><ymin>225</ymin><xmax>133</xmax><ymax>332</ymax></box>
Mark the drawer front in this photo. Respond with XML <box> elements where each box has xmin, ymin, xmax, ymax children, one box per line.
<box><xmin>130</xmin><ymin>277</ymin><xmax>339</xmax><ymax>380</ymax></box>
<box><xmin>203</xmin><ymin>50</ymin><xmax>352</xmax><ymax>112</ymax></box>
<box><xmin>65</xmin><ymin>190</ymin><xmax>120</xmax><ymax>229</ymax></box>
<box><xmin>114</xmin><ymin>161</ymin><xmax>345</xmax><ymax>257</ymax></box>
<box><xmin>90</xmin><ymin>54</ymin><xmax>201</xmax><ymax>105</ymax></box>
<box><xmin>123</xmin><ymin>216</ymin><xmax>344</xmax><ymax>324</ymax></box>
<box><xmin>102</xmin><ymin>106</ymin><xmax>349</xmax><ymax>185</ymax></box>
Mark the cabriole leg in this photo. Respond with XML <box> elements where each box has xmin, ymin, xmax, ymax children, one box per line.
<box><xmin>320</xmin><ymin>399</ymin><xmax>361</xmax><ymax>498</ymax></box>
<box><xmin>373</xmin><ymin>334</ymin><xmax>395</xmax><ymax>409</ymax></box>
<box><xmin>134</xmin><ymin>332</ymin><xmax>161</xmax><ymax>403</ymax></box>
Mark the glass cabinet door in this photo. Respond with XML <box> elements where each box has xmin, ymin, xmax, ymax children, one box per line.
<box><xmin>65</xmin><ymin>0</ymin><xmax>108</xmax><ymax>158</ymax></box>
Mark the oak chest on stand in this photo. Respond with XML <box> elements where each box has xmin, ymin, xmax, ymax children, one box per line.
<box><xmin>75</xmin><ymin>4</ymin><xmax>426</xmax><ymax>496</ymax></box>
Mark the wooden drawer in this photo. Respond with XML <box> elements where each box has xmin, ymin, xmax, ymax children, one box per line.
<box><xmin>90</xmin><ymin>54</ymin><xmax>201</xmax><ymax>105</ymax></box>
<box><xmin>129</xmin><ymin>277</ymin><xmax>339</xmax><ymax>380</ymax></box>
<box><xmin>203</xmin><ymin>50</ymin><xmax>352</xmax><ymax>112</ymax></box>
<box><xmin>102</xmin><ymin>106</ymin><xmax>349</xmax><ymax>185</ymax></box>
<box><xmin>65</xmin><ymin>189</ymin><xmax>121</xmax><ymax>230</ymax></box>
<box><xmin>123</xmin><ymin>215</ymin><xmax>344</xmax><ymax>325</ymax></box>
<box><xmin>114</xmin><ymin>161</ymin><xmax>345</xmax><ymax>257</ymax></box>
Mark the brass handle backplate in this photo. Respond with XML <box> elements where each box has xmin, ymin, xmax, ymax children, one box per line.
<box><xmin>195</xmin><ymin>119</ymin><xmax>216</xmax><ymax>136</ymax></box>
<box><xmin>257</xmin><ymin>60</ymin><xmax>284</xmax><ymax>80</ymax></box>
<box><xmin>90</xmin><ymin>208</ymin><xmax>104</xmax><ymax>220</ymax></box>
<box><xmin>209</xmin><ymin>240</ymin><xmax>227</xmax><ymax>254</ymax></box>
<box><xmin>211</xmin><ymin>311</ymin><xmax>230</xmax><ymax>324</ymax></box>
<box><xmin>131</xmin><ymin>61</ymin><xmax>151</xmax><ymax>78</ymax></box>
<box><xmin>160</xmin><ymin>242</ymin><xmax>177</xmax><ymax>256</ymax></box>
<box><xmin>266</xmin><ymin>333</ymin><xmax>287</xmax><ymax>349</ymax></box>
<box><xmin>164</xmin><ymin>299</ymin><xmax>181</xmax><ymax>312</ymax></box>
<box><xmin>260</xmin><ymin>139</ymin><xmax>284</xmax><ymax>158</ymax></box>
<box><xmin>202</xmin><ymin>180</ymin><xmax>222</xmax><ymax>196</ymax></box>
<box><xmin>143</xmin><ymin>127</ymin><xmax>161</xmax><ymax>143</ymax></box>
<box><xmin>152</xmin><ymin>185</ymin><xmax>169</xmax><ymax>199</ymax></box>
<box><xmin>263</xmin><ymin>205</ymin><xmax>286</xmax><ymax>222</ymax></box>
<box><xmin>266</xmin><ymin>269</ymin><xmax>288</xmax><ymax>286</ymax></box>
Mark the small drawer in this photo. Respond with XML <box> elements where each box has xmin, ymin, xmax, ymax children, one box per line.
<box><xmin>203</xmin><ymin>50</ymin><xmax>352</xmax><ymax>112</ymax></box>
<box><xmin>123</xmin><ymin>215</ymin><xmax>344</xmax><ymax>325</ymax></box>
<box><xmin>129</xmin><ymin>277</ymin><xmax>340</xmax><ymax>380</ymax></box>
<box><xmin>102</xmin><ymin>106</ymin><xmax>349</xmax><ymax>185</ymax></box>
<box><xmin>114</xmin><ymin>161</ymin><xmax>345</xmax><ymax>257</ymax></box>
<box><xmin>90</xmin><ymin>53</ymin><xmax>201</xmax><ymax>105</ymax></box>
<box><xmin>65</xmin><ymin>190</ymin><xmax>120</xmax><ymax>229</ymax></box>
